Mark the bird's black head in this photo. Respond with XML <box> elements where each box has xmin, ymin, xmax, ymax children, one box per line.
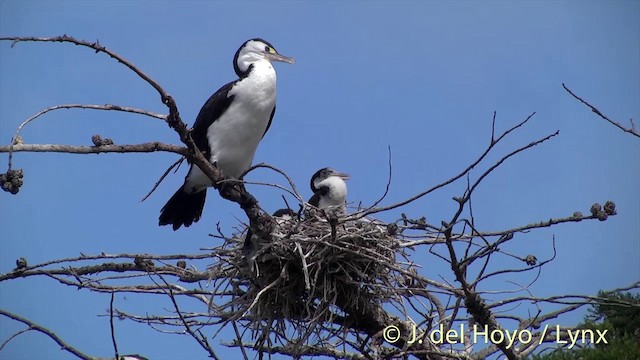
<box><xmin>310</xmin><ymin>167</ymin><xmax>350</xmax><ymax>192</ymax></box>
<box><xmin>272</xmin><ymin>208</ymin><xmax>297</xmax><ymax>218</ymax></box>
<box><xmin>233</xmin><ymin>38</ymin><xmax>294</xmax><ymax>77</ymax></box>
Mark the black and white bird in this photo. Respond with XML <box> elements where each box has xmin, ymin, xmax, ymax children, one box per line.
<box><xmin>308</xmin><ymin>167</ymin><xmax>350</xmax><ymax>210</ymax></box>
<box><xmin>159</xmin><ymin>39</ymin><xmax>294</xmax><ymax>230</ymax></box>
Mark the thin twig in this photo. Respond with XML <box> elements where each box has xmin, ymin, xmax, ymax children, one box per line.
<box><xmin>109</xmin><ymin>292</ymin><xmax>120</xmax><ymax>360</ymax></box>
<box><xmin>354</xmin><ymin>145</ymin><xmax>394</xmax><ymax>216</ymax></box>
<box><xmin>295</xmin><ymin>242</ymin><xmax>311</xmax><ymax>291</ymax></box>
<box><xmin>241</xmin><ymin>162</ymin><xmax>304</xmax><ymax>202</ymax></box>
<box><xmin>349</xmin><ymin>112</ymin><xmax>538</xmax><ymax>219</ymax></box>
<box><xmin>153</xmin><ymin>274</ymin><xmax>220</xmax><ymax>360</ymax></box>
<box><xmin>0</xmin><ymin>36</ymin><xmax>167</xmax><ymax>100</ymax></box>
<box><xmin>0</xmin><ymin>308</ymin><xmax>94</xmax><ymax>360</ymax></box>
<box><xmin>141</xmin><ymin>157</ymin><xmax>185</xmax><ymax>202</ymax></box>
<box><xmin>231</xmin><ymin>319</ymin><xmax>249</xmax><ymax>360</ymax></box>
<box><xmin>562</xmin><ymin>83</ymin><xmax>639</xmax><ymax>138</ymax></box>
<box><xmin>466</xmin><ymin>130</ymin><xmax>560</xmax><ymax>200</ymax></box>
<box><xmin>0</xmin><ymin>328</ymin><xmax>31</xmax><ymax>351</ymax></box>
<box><xmin>3</xmin><ymin>103</ymin><xmax>166</xmax><ymax>170</ymax></box>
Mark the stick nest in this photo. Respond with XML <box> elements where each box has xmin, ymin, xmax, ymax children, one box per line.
<box><xmin>208</xmin><ymin>210</ymin><xmax>414</xmax><ymax>344</ymax></box>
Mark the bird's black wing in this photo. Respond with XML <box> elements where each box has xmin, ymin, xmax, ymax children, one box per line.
<box><xmin>308</xmin><ymin>186</ymin><xmax>330</xmax><ymax>207</ymax></box>
<box><xmin>242</xmin><ymin>227</ymin><xmax>255</xmax><ymax>256</ymax></box>
<box><xmin>191</xmin><ymin>81</ymin><xmax>237</xmax><ymax>159</ymax></box>
<box><xmin>262</xmin><ymin>106</ymin><xmax>276</xmax><ymax>139</ymax></box>
<box><xmin>308</xmin><ymin>193</ymin><xmax>320</xmax><ymax>207</ymax></box>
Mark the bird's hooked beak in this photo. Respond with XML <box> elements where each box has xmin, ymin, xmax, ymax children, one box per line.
<box><xmin>265</xmin><ymin>51</ymin><xmax>295</xmax><ymax>64</ymax></box>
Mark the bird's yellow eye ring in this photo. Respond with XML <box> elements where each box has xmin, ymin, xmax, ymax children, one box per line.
<box><xmin>265</xmin><ymin>46</ymin><xmax>276</xmax><ymax>54</ymax></box>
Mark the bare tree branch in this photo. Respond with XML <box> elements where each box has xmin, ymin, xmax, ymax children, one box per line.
<box><xmin>563</xmin><ymin>83</ymin><xmax>639</xmax><ymax>138</ymax></box>
<box><xmin>0</xmin><ymin>35</ymin><xmax>275</xmax><ymax>241</ymax></box>
<box><xmin>141</xmin><ymin>157</ymin><xmax>186</xmax><ymax>202</ymax></box>
<box><xmin>0</xmin><ymin>309</ymin><xmax>94</xmax><ymax>360</ymax></box>
<box><xmin>0</xmin><ymin>143</ymin><xmax>188</xmax><ymax>156</ymax></box>
<box><xmin>1</xmin><ymin>103</ymin><xmax>166</xmax><ymax>169</ymax></box>
<box><xmin>1</xmin><ymin>35</ymin><xmax>632</xmax><ymax>360</ymax></box>
<box><xmin>154</xmin><ymin>275</ymin><xmax>220</xmax><ymax>360</ymax></box>
<box><xmin>348</xmin><ymin>112</ymin><xmax>538</xmax><ymax>219</ymax></box>
<box><xmin>109</xmin><ymin>292</ymin><xmax>119</xmax><ymax>360</ymax></box>
<box><xmin>0</xmin><ymin>36</ymin><xmax>168</xmax><ymax>101</ymax></box>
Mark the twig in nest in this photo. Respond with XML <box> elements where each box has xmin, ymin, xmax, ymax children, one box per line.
<box><xmin>295</xmin><ymin>242</ymin><xmax>311</xmax><ymax>291</ymax></box>
<box><xmin>243</xmin><ymin>266</ymin><xmax>287</xmax><ymax>317</ymax></box>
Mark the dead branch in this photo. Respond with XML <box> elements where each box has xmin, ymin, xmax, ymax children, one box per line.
<box><xmin>435</xmin><ymin>129</ymin><xmax>562</xmax><ymax>359</ymax></box>
<box><xmin>141</xmin><ymin>157</ymin><xmax>186</xmax><ymax>202</ymax></box>
<box><xmin>154</xmin><ymin>275</ymin><xmax>220</xmax><ymax>359</ymax></box>
<box><xmin>0</xmin><ymin>143</ymin><xmax>188</xmax><ymax>156</ymax></box>
<box><xmin>0</xmin><ymin>309</ymin><xmax>94</xmax><ymax>360</ymax></box>
<box><xmin>109</xmin><ymin>292</ymin><xmax>119</xmax><ymax>360</ymax></box>
<box><xmin>0</xmin><ymin>35</ymin><xmax>274</xmax><ymax>241</ymax></box>
<box><xmin>563</xmin><ymin>83</ymin><xmax>639</xmax><ymax>138</ymax></box>
<box><xmin>2</xmin><ymin>103</ymin><xmax>166</xmax><ymax>167</ymax></box>
<box><xmin>348</xmin><ymin>112</ymin><xmax>538</xmax><ymax>220</ymax></box>
<box><xmin>0</xmin><ymin>35</ymin><xmax>633</xmax><ymax>360</ymax></box>
<box><xmin>223</xmin><ymin>341</ymin><xmax>368</xmax><ymax>359</ymax></box>
<box><xmin>0</xmin><ymin>260</ymin><xmax>210</xmax><ymax>283</ymax></box>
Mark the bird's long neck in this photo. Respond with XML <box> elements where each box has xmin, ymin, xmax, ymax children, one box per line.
<box><xmin>235</xmin><ymin>60</ymin><xmax>277</xmax><ymax>107</ymax></box>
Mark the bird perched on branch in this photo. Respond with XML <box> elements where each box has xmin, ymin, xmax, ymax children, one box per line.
<box><xmin>159</xmin><ymin>39</ymin><xmax>294</xmax><ymax>230</ymax></box>
<box><xmin>308</xmin><ymin>167</ymin><xmax>349</xmax><ymax>210</ymax></box>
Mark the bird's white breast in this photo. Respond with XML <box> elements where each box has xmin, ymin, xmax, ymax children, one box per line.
<box><xmin>207</xmin><ymin>61</ymin><xmax>277</xmax><ymax>179</ymax></box>
<box><xmin>318</xmin><ymin>176</ymin><xmax>348</xmax><ymax>208</ymax></box>
<box><xmin>184</xmin><ymin>61</ymin><xmax>277</xmax><ymax>192</ymax></box>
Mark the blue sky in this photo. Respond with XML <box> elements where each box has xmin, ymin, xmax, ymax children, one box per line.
<box><xmin>0</xmin><ymin>1</ymin><xmax>638</xmax><ymax>359</ymax></box>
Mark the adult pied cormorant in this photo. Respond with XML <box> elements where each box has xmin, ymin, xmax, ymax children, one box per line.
<box><xmin>308</xmin><ymin>167</ymin><xmax>349</xmax><ymax>209</ymax></box>
<box><xmin>159</xmin><ymin>39</ymin><xmax>294</xmax><ymax>230</ymax></box>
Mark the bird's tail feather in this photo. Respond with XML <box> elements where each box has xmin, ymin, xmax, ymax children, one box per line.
<box><xmin>159</xmin><ymin>187</ymin><xmax>206</xmax><ymax>230</ymax></box>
